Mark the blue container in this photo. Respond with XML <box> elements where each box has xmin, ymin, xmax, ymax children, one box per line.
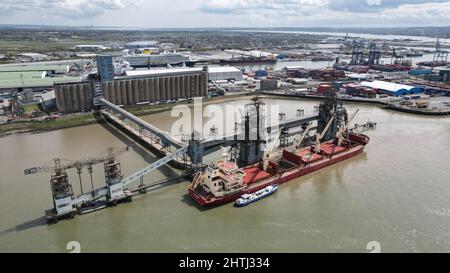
<box><xmin>255</xmin><ymin>70</ymin><xmax>268</xmax><ymax>78</ymax></box>
<box><xmin>409</xmin><ymin>69</ymin><xmax>433</xmax><ymax>76</ymax></box>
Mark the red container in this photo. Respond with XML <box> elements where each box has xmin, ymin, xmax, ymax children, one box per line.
<box><xmin>317</xmin><ymin>84</ymin><xmax>332</xmax><ymax>94</ymax></box>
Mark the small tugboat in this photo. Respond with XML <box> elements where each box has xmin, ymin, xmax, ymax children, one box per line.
<box><xmin>235</xmin><ymin>184</ymin><xmax>279</xmax><ymax>207</ymax></box>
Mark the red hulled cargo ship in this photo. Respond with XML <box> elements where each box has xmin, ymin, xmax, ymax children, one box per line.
<box><xmin>188</xmin><ymin>132</ymin><xmax>369</xmax><ymax>206</ymax></box>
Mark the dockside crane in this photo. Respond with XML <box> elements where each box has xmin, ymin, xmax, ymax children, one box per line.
<box><xmin>24</xmin><ymin>146</ymin><xmax>131</xmax><ymax>223</ymax></box>
<box><xmin>25</xmin><ymin>147</ymin><xmax>130</xmax><ymax>183</ymax></box>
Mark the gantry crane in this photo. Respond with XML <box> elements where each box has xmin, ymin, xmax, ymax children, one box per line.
<box><xmin>24</xmin><ymin>146</ymin><xmax>131</xmax><ymax>223</ymax></box>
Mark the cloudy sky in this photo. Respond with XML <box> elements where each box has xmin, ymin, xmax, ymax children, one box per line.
<box><xmin>1</xmin><ymin>0</ymin><xmax>450</xmax><ymax>28</ymax></box>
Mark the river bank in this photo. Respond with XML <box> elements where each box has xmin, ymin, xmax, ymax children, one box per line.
<box><xmin>0</xmin><ymin>93</ymin><xmax>254</xmax><ymax>138</ymax></box>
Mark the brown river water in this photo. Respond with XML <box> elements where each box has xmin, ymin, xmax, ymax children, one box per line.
<box><xmin>0</xmin><ymin>97</ymin><xmax>449</xmax><ymax>252</ymax></box>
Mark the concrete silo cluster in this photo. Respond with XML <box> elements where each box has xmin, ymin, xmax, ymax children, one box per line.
<box><xmin>55</xmin><ymin>69</ymin><xmax>208</xmax><ymax>114</ymax></box>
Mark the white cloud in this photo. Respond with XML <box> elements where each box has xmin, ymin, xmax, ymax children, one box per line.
<box><xmin>201</xmin><ymin>0</ymin><xmax>327</xmax><ymax>15</ymax></box>
<box><xmin>200</xmin><ymin>0</ymin><xmax>450</xmax><ymax>14</ymax></box>
<box><xmin>328</xmin><ymin>0</ymin><xmax>449</xmax><ymax>12</ymax></box>
<box><xmin>0</xmin><ymin>0</ymin><xmax>137</xmax><ymax>19</ymax></box>
<box><xmin>199</xmin><ymin>0</ymin><xmax>450</xmax><ymax>26</ymax></box>
<box><xmin>1</xmin><ymin>0</ymin><xmax>450</xmax><ymax>27</ymax></box>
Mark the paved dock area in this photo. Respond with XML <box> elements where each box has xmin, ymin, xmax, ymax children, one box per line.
<box><xmin>429</xmin><ymin>96</ymin><xmax>450</xmax><ymax>111</ymax></box>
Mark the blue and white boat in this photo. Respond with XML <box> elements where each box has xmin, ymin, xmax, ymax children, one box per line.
<box><xmin>235</xmin><ymin>184</ymin><xmax>279</xmax><ymax>207</ymax></box>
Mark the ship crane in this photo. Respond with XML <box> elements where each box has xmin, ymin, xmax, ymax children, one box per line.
<box><xmin>262</xmin><ymin>132</ymin><xmax>281</xmax><ymax>171</ymax></box>
<box><xmin>315</xmin><ymin>114</ymin><xmax>336</xmax><ymax>153</ymax></box>
<box><xmin>336</xmin><ymin>110</ymin><xmax>359</xmax><ymax>146</ymax></box>
<box><xmin>291</xmin><ymin>122</ymin><xmax>314</xmax><ymax>150</ymax></box>
<box><xmin>262</xmin><ymin>122</ymin><xmax>314</xmax><ymax>171</ymax></box>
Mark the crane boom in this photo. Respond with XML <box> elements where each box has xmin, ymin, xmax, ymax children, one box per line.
<box><xmin>315</xmin><ymin>114</ymin><xmax>335</xmax><ymax>152</ymax></box>
<box><xmin>292</xmin><ymin>122</ymin><xmax>313</xmax><ymax>149</ymax></box>
<box><xmin>24</xmin><ymin>146</ymin><xmax>131</xmax><ymax>176</ymax></box>
<box><xmin>262</xmin><ymin>132</ymin><xmax>281</xmax><ymax>171</ymax></box>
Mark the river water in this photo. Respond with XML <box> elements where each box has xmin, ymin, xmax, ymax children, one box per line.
<box><xmin>235</xmin><ymin>54</ymin><xmax>436</xmax><ymax>71</ymax></box>
<box><xmin>0</xmin><ymin>97</ymin><xmax>449</xmax><ymax>253</ymax></box>
<box><xmin>235</xmin><ymin>30</ymin><xmax>450</xmax><ymax>45</ymax></box>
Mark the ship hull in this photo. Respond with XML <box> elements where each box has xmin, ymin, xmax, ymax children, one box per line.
<box><xmin>188</xmin><ymin>144</ymin><xmax>365</xmax><ymax>207</ymax></box>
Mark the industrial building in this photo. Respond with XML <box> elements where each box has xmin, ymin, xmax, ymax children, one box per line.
<box><xmin>439</xmin><ymin>68</ymin><xmax>450</xmax><ymax>82</ymax></box>
<box><xmin>0</xmin><ymin>64</ymin><xmax>70</xmax><ymax>75</ymax></box>
<box><xmin>96</xmin><ymin>55</ymin><xmax>114</xmax><ymax>82</ymax></box>
<box><xmin>54</xmin><ymin>82</ymin><xmax>94</xmax><ymax>113</ymax></box>
<box><xmin>74</xmin><ymin>45</ymin><xmax>109</xmax><ymax>51</ymax></box>
<box><xmin>205</xmin><ymin>66</ymin><xmax>243</xmax><ymax>81</ymax></box>
<box><xmin>104</xmin><ymin>68</ymin><xmax>208</xmax><ymax>106</ymax></box>
<box><xmin>360</xmin><ymin>80</ymin><xmax>423</xmax><ymax>96</ymax></box>
<box><xmin>18</xmin><ymin>53</ymin><xmax>49</xmax><ymax>61</ymax></box>
<box><xmin>55</xmin><ymin>68</ymin><xmax>208</xmax><ymax>113</ymax></box>
<box><xmin>126</xmin><ymin>41</ymin><xmax>159</xmax><ymax>49</ymax></box>
<box><xmin>0</xmin><ymin>70</ymin><xmax>81</xmax><ymax>91</ymax></box>
<box><xmin>124</xmin><ymin>66</ymin><xmax>243</xmax><ymax>82</ymax></box>
<box><xmin>260</xmin><ymin>79</ymin><xmax>278</xmax><ymax>90</ymax></box>
<box><xmin>55</xmin><ymin>60</ymin><xmax>240</xmax><ymax>113</ymax></box>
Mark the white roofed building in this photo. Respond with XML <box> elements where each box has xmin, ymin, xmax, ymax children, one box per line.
<box><xmin>74</xmin><ymin>45</ymin><xmax>109</xmax><ymax>51</ymax></box>
<box><xmin>360</xmin><ymin>80</ymin><xmax>423</xmax><ymax>96</ymax></box>
<box><xmin>126</xmin><ymin>41</ymin><xmax>159</xmax><ymax>49</ymax></box>
<box><xmin>208</xmin><ymin>66</ymin><xmax>243</xmax><ymax>81</ymax></box>
<box><xmin>124</xmin><ymin>66</ymin><xmax>242</xmax><ymax>82</ymax></box>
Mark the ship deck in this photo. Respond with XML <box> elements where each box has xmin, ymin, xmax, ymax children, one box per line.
<box><xmin>319</xmin><ymin>143</ymin><xmax>347</xmax><ymax>156</ymax></box>
<box><xmin>189</xmin><ymin>136</ymin><xmax>369</xmax><ymax>206</ymax></box>
<box><xmin>242</xmin><ymin>166</ymin><xmax>271</xmax><ymax>185</ymax></box>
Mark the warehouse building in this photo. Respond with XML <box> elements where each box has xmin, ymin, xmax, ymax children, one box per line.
<box><xmin>126</xmin><ymin>41</ymin><xmax>159</xmax><ymax>49</ymax></box>
<box><xmin>125</xmin><ymin>67</ymin><xmax>205</xmax><ymax>78</ymax></box>
<box><xmin>18</xmin><ymin>53</ymin><xmax>49</xmax><ymax>61</ymax></box>
<box><xmin>0</xmin><ymin>64</ymin><xmax>70</xmax><ymax>75</ymax></box>
<box><xmin>124</xmin><ymin>66</ymin><xmax>243</xmax><ymax>82</ymax></box>
<box><xmin>260</xmin><ymin>79</ymin><xmax>278</xmax><ymax>90</ymax></box>
<box><xmin>208</xmin><ymin>66</ymin><xmax>243</xmax><ymax>81</ymax></box>
<box><xmin>0</xmin><ymin>70</ymin><xmax>81</xmax><ymax>92</ymax></box>
<box><xmin>74</xmin><ymin>45</ymin><xmax>109</xmax><ymax>51</ymax></box>
<box><xmin>360</xmin><ymin>80</ymin><xmax>423</xmax><ymax>96</ymax></box>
